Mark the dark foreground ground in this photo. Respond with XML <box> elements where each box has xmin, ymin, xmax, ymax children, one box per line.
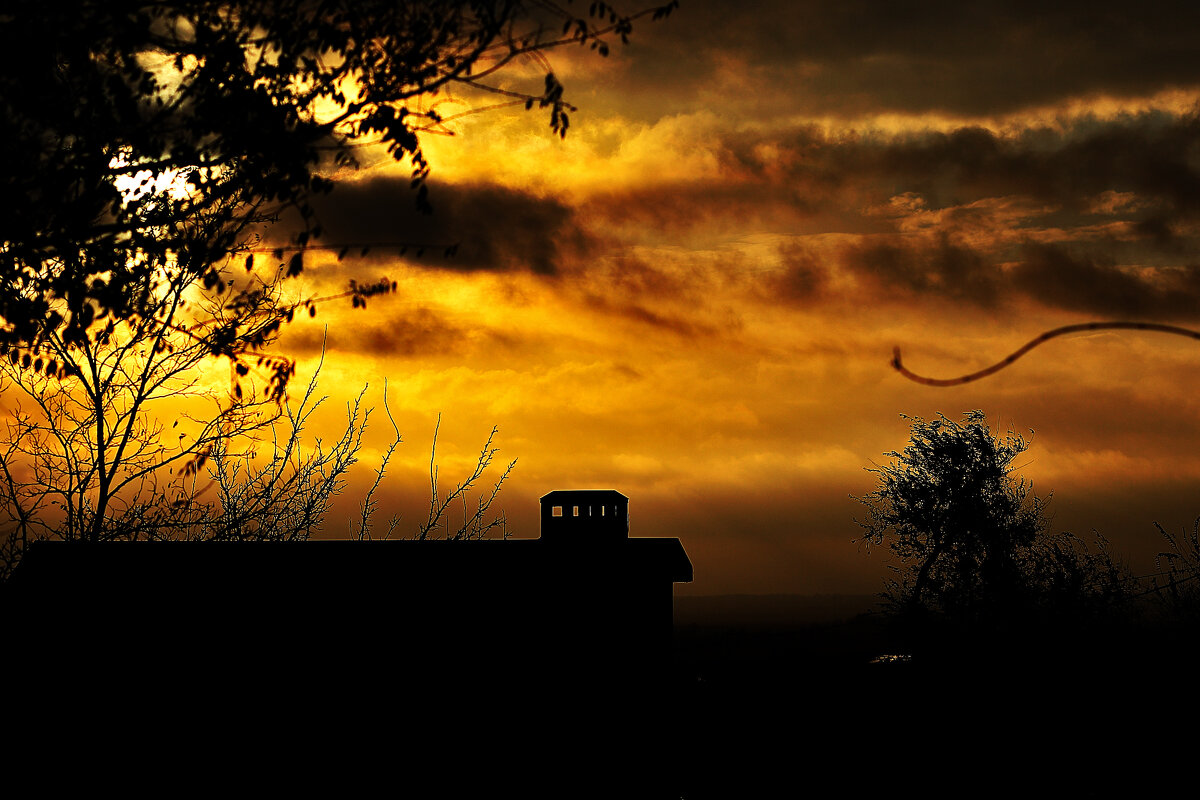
<box><xmin>9</xmin><ymin>593</ymin><xmax>1198</xmax><ymax>798</ymax></box>
<box><xmin>668</xmin><ymin>595</ymin><xmax>1200</xmax><ymax>799</ymax></box>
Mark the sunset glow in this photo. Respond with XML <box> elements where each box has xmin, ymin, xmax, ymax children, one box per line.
<box><xmin>248</xmin><ymin>1</ymin><xmax>1200</xmax><ymax>596</ymax></box>
<box><xmin>10</xmin><ymin>8</ymin><xmax>1199</xmax><ymax>794</ymax></box>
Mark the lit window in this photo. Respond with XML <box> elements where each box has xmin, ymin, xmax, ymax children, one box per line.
<box><xmin>552</xmin><ymin>506</ymin><xmax>563</xmax><ymax>517</ymax></box>
<box><xmin>573</xmin><ymin>506</ymin><xmax>580</xmax><ymax>516</ymax></box>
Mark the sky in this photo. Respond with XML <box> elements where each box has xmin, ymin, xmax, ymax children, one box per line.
<box><xmin>271</xmin><ymin>0</ymin><xmax>1200</xmax><ymax>595</ymax></box>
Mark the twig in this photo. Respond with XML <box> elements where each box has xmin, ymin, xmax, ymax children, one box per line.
<box><xmin>893</xmin><ymin>321</ymin><xmax>1200</xmax><ymax>387</ymax></box>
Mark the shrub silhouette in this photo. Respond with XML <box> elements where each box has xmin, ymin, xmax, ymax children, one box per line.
<box><xmin>1149</xmin><ymin>517</ymin><xmax>1200</xmax><ymax>625</ymax></box>
<box><xmin>855</xmin><ymin>411</ymin><xmax>1131</xmax><ymax>641</ymax></box>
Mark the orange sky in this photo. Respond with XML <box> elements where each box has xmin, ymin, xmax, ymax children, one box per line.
<box><xmin>267</xmin><ymin>1</ymin><xmax>1200</xmax><ymax>595</ymax></box>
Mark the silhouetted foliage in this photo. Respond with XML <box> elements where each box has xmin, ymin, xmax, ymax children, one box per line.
<box><xmin>0</xmin><ymin>192</ymin><xmax>406</xmax><ymax>573</ymax></box>
<box><xmin>0</xmin><ymin>0</ymin><xmax>678</xmax><ymax>393</ymax></box>
<box><xmin>0</xmin><ymin>0</ymin><xmax>656</xmax><ymax>570</ymax></box>
<box><xmin>855</xmin><ymin>411</ymin><xmax>1131</xmax><ymax>629</ymax></box>
<box><xmin>346</xmin><ymin>409</ymin><xmax>515</xmax><ymax>542</ymax></box>
<box><xmin>412</xmin><ymin>415</ymin><xmax>515</xmax><ymax>540</ymax></box>
<box><xmin>1149</xmin><ymin>517</ymin><xmax>1200</xmax><ymax>622</ymax></box>
<box><xmin>0</xmin><ymin>240</ymin><xmax>285</xmax><ymax>567</ymax></box>
<box><xmin>0</xmin><ymin>334</ymin><xmax>516</xmax><ymax>578</ymax></box>
<box><xmin>196</xmin><ymin>350</ymin><xmax>369</xmax><ymax>543</ymax></box>
<box><xmin>206</xmin><ymin>364</ymin><xmax>514</xmax><ymax>544</ymax></box>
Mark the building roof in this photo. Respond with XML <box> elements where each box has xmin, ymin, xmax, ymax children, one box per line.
<box><xmin>540</xmin><ymin>489</ymin><xmax>629</xmax><ymax>502</ymax></box>
<box><xmin>11</xmin><ymin>537</ymin><xmax>693</xmax><ymax>590</ymax></box>
<box><xmin>8</xmin><ymin>538</ymin><xmax>693</xmax><ymax>700</ymax></box>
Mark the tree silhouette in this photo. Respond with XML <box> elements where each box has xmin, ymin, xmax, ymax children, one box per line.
<box><xmin>0</xmin><ymin>327</ymin><xmax>516</xmax><ymax>579</ymax></box>
<box><xmin>412</xmin><ymin>415</ymin><xmax>516</xmax><ymax>540</ymax></box>
<box><xmin>0</xmin><ymin>187</ymin><xmax>446</xmax><ymax>574</ymax></box>
<box><xmin>855</xmin><ymin>411</ymin><xmax>1129</xmax><ymax>628</ymax></box>
<box><xmin>0</xmin><ymin>0</ymin><xmax>679</xmax><ymax>394</ymax></box>
<box><xmin>0</xmin><ymin>1</ymin><xmax>662</xmax><ymax>569</ymax></box>
<box><xmin>207</xmin><ymin>367</ymin><xmax>515</xmax><ymax>545</ymax></box>
<box><xmin>0</xmin><ymin>241</ymin><xmax>293</xmax><ymax>576</ymax></box>
<box><xmin>856</xmin><ymin>411</ymin><xmax>1046</xmax><ymax>620</ymax></box>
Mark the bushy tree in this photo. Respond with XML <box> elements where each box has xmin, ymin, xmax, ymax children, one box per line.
<box><xmin>855</xmin><ymin>411</ymin><xmax>1129</xmax><ymax>626</ymax></box>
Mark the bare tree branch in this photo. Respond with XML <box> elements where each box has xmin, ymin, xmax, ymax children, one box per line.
<box><xmin>893</xmin><ymin>321</ymin><xmax>1200</xmax><ymax>386</ymax></box>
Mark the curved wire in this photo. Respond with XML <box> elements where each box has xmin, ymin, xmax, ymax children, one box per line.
<box><xmin>893</xmin><ymin>321</ymin><xmax>1200</xmax><ymax>387</ymax></box>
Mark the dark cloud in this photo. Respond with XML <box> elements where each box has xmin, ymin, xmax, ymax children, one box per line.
<box><xmin>722</xmin><ymin>112</ymin><xmax>1200</xmax><ymax>222</ymax></box>
<box><xmin>580</xmin><ymin>253</ymin><xmax>704</xmax><ymax>304</ymax></box>
<box><xmin>549</xmin><ymin>252</ymin><xmax>754</xmax><ymax>340</ymax></box>
<box><xmin>772</xmin><ymin>241</ymin><xmax>827</xmax><ymax>303</ymax></box>
<box><xmin>282</xmin><ymin>307</ymin><xmax>468</xmax><ymax>358</ymax></box>
<box><xmin>291</xmin><ymin>114</ymin><xmax>1200</xmax><ymax>326</ymax></box>
<box><xmin>1015</xmin><ymin>382</ymin><xmax>1200</xmax><ymax>456</ymax></box>
<box><xmin>598</xmin><ymin>0</ymin><xmax>1200</xmax><ymax>118</ymax></box>
<box><xmin>580</xmin><ymin>291</ymin><xmax>724</xmax><ymax>339</ymax></box>
<box><xmin>896</xmin><ymin>117</ymin><xmax>1200</xmax><ymax>216</ymax></box>
<box><xmin>816</xmin><ymin>234</ymin><xmax>1200</xmax><ymax>320</ymax></box>
<box><xmin>581</xmin><ymin>111</ymin><xmax>1200</xmax><ymax>318</ymax></box>
<box><xmin>1011</xmin><ymin>243</ymin><xmax>1200</xmax><ymax>320</ymax></box>
<box><xmin>579</xmin><ymin>183</ymin><xmax>824</xmax><ymax>235</ymax></box>
<box><xmin>841</xmin><ymin>234</ymin><xmax>999</xmax><ymax>306</ymax></box>
<box><xmin>575</xmin><ymin>112</ymin><xmax>1200</xmax><ymax>250</ymax></box>
<box><xmin>301</xmin><ymin>178</ymin><xmax>593</xmax><ymax>274</ymax></box>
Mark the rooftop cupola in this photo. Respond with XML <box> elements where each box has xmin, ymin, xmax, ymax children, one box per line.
<box><xmin>539</xmin><ymin>490</ymin><xmax>629</xmax><ymax>542</ymax></box>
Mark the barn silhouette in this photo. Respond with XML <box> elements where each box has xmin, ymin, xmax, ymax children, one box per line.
<box><xmin>9</xmin><ymin>491</ymin><xmax>692</xmax><ymax>795</ymax></box>
<box><xmin>12</xmin><ymin>490</ymin><xmax>691</xmax><ymax>692</ymax></box>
